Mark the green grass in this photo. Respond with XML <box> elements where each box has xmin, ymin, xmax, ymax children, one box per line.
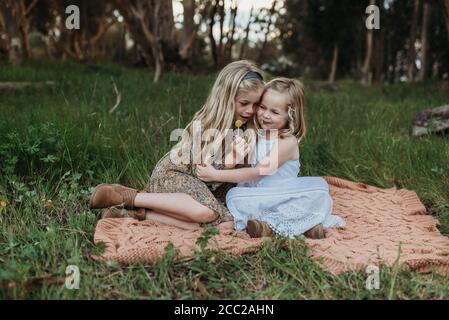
<box><xmin>1</xmin><ymin>61</ymin><xmax>448</xmax><ymax>299</ymax></box>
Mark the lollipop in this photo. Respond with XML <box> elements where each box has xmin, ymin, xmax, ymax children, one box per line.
<box><xmin>234</xmin><ymin>119</ymin><xmax>244</xmax><ymax>136</ymax></box>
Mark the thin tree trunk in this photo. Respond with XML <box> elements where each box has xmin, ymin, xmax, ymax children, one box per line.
<box><xmin>179</xmin><ymin>0</ymin><xmax>195</xmax><ymax>61</ymax></box>
<box><xmin>385</xmin><ymin>32</ymin><xmax>395</xmax><ymax>84</ymax></box>
<box><xmin>73</xmin><ymin>35</ymin><xmax>84</xmax><ymax>60</ymax></box>
<box><xmin>160</xmin><ymin>0</ymin><xmax>176</xmax><ymax>46</ymax></box>
<box><xmin>149</xmin><ymin>1</ymin><xmax>164</xmax><ymax>82</ymax></box>
<box><xmin>89</xmin><ymin>16</ymin><xmax>115</xmax><ymax>60</ymax></box>
<box><xmin>208</xmin><ymin>1</ymin><xmax>218</xmax><ymax>67</ymax></box>
<box><xmin>217</xmin><ymin>0</ymin><xmax>225</xmax><ymax>66</ymax></box>
<box><xmin>407</xmin><ymin>0</ymin><xmax>420</xmax><ymax>83</ymax></box>
<box><xmin>440</xmin><ymin>0</ymin><xmax>449</xmax><ymax>42</ymax></box>
<box><xmin>328</xmin><ymin>43</ymin><xmax>339</xmax><ymax>83</ymax></box>
<box><xmin>1</xmin><ymin>1</ymin><xmax>20</xmax><ymax>63</ymax></box>
<box><xmin>418</xmin><ymin>1</ymin><xmax>431</xmax><ymax>81</ymax></box>
<box><xmin>119</xmin><ymin>24</ymin><xmax>126</xmax><ymax>63</ymax></box>
<box><xmin>372</xmin><ymin>30</ymin><xmax>385</xmax><ymax>83</ymax></box>
<box><xmin>13</xmin><ymin>0</ymin><xmax>37</xmax><ymax>59</ymax></box>
<box><xmin>19</xmin><ymin>26</ymin><xmax>30</xmax><ymax>58</ymax></box>
<box><xmin>159</xmin><ymin>0</ymin><xmax>179</xmax><ymax>66</ymax></box>
<box><xmin>0</xmin><ymin>3</ymin><xmax>9</xmax><ymax>61</ymax></box>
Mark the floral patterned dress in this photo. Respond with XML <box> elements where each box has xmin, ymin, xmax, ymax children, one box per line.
<box><xmin>145</xmin><ymin>151</ymin><xmax>236</xmax><ymax>226</ymax></box>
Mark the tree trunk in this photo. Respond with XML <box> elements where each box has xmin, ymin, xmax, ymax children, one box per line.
<box><xmin>159</xmin><ymin>0</ymin><xmax>176</xmax><ymax>46</ymax></box>
<box><xmin>208</xmin><ymin>1</ymin><xmax>218</xmax><ymax>67</ymax></box>
<box><xmin>439</xmin><ymin>0</ymin><xmax>449</xmax><ymax>43</ymax></box>
<box><xmin>179</xmin><ymin>0</ymin><xmax>195</xmax><ymax>61</ymax></box>
<box><xmin>361</xmin><ymin>0</ymin><xmax>375</xmax><ymax>85</ymax></box>
<box><xmin>372</xmin><ymin>30</ymin><xmax>385</xmax><ymax>83</ymax></box>
<box><xmin>328</xmin><ymin>43</ymin><xmax>339</xmax><ymax>83</ymax></box>
<box><xmin>418</xmin><ymin>1</ymin><xmax>430</xmax><ymax>81</ymax></box>
<box><xmin>89</xmin><ymin>16</ymin><xmax>115</xmax><ymax>60</ymax></box>
<box><xmin>20</xmin><ymin>0</ymin><xmax>37</xmax><ymax>59</ymax></box>
<box><xmin>0</xmin><ymin>3</ymin><xmax>10</xmax><ymax>61</ymax></box>
<box><xmin>146</xmin><ymin>1</ymin><xmax>164</xmax><ymax>82</ymax></box>
<box><xmin>407</xmin><ymin>0</ymin><xmax>420</xmax><ymax>83</ymax></box>
<box><xmin>1</xmin><ymin>2</ymin><xmax>21</xmax><ymax>64</ymax></box>
<box><xmin>385</xmin><ymin>32</ymin><xmax>395</xmax><ymax>84</ymax></box>
<box><xmin>73</xmin><ymin>34</ymin><xmax>85</xmax><ymax>60</ymax></box>
<box><xmin>159</xmin><ymin>0</ymin><xmax>180</xmax><ymax>67</ymax></box>
<box><xmin>19</xmin><ymin>24</ymin><xmax>30</xmax><ymax>58</ymax></box>
<box><xmin>217</xmin><ymin>0</ymin><xmax>225</xmax><ymax>66</ymax></box>
<box><xmin>118</xmin><ymin>24</ymin><xmax>126</xmax><ymax>63</ymax></box>
<box><xmin>5</xmin><ymin>0</ymin><xmax>38</xmax><ymax>60</ymax></box>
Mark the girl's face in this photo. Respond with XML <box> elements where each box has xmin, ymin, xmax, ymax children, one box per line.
<box><xmin>257</xmin><ymin>89</ymin><xmax>289</xmax><ymax>131</ymax></box>
<box><xmin>234</xmin><ymin>88</ymin><xmax>263</xmax><ymax>124</ymax></box>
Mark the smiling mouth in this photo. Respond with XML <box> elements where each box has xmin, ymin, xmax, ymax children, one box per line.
<box><xmin>261</xmin><ymin>120</ymin><xmax>272</xmax><ymax>125</ymax></box>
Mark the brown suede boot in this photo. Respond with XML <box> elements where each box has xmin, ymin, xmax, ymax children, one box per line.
<box><xmin>101</xmin><ymin>206</ymin><xmax>146</xmax><ymax>221</ymax></box>
<box><xmin>90</xmin><ymin>184</ymin><xmax>138</xmax><ymax>209</ymax></box>
<box><xmin>246</xmin><ymin>219</ymin><xmax>274</xmax><ymax>238</ymax></box>
<box><xmin>304</xmin><ymin>223</ymin><xmax>325</xmax><ymax>239</ymax></box>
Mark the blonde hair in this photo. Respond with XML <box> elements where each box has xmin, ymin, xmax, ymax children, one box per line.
<box><xmin>177</xmin><ymin>60</ymin><xmax>264</xmax><ymax>164</ymax></box>
<box><xmin>254</xmin><ymin>77</ymin><xmax>306</xmax><ymax>141</ymax></box>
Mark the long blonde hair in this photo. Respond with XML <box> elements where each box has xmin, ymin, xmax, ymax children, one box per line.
<box><xmin>254</xmin><ymin>77</ymin><xmax>306</xmax><ymax>141</ymax></box>
<box><xmin>177</xmin><ymin>60</ymin><xmax>264</xmax><ymax>164</ymax></box>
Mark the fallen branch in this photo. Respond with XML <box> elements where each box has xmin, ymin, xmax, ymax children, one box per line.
<box><xmin>109</xmin><ymin>78</ymin><xmax>121</xmax><ymax>114</ymax></box>
<box><xmin>0</xmin><ymin>81</ymin><xmax>55</xmax><ymax>91</ymax></box>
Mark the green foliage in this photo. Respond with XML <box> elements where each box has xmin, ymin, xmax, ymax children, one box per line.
<box><xmin>196</xmin><ymin>227</ymin><xmax>220</xmax><ymax>252</ymax></box>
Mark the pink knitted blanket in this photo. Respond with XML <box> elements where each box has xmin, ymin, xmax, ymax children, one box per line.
<box><xmin>92</xmin><ymin>177</ymin><xmax>449</xmax><ymax>275</ymax></box>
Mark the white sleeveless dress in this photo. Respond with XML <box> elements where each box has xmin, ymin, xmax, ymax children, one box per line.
<box><xmin>226</xmin><ymin>137</ymin><xmax>345</xmax><ymax>238</ymax></box>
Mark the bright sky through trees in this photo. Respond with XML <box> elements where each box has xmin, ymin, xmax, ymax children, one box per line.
<box><xmin>173</xmin><ymin>0</ymin><xmax>277</xmax><ymax>43</ymax></box>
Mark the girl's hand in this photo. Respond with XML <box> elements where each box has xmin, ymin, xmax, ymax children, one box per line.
<box><xmin>233</xmin><ymin>136</ymin><xmax>249</xmax><ymax>162</ymax></box>
<box><xmin>224</xmin><ymin>136</ymin><xmax>248</xmax><ymax>168</ymax></box>
<box><xmin>196</xmin><ymin>163</ymin><xmax>218</xmax><ymax>182</ymax></box>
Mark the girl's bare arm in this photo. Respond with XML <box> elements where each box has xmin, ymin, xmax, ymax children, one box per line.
<box><xmin>197</xmin><ymin>137</ymin><xmax>298</xmax><ymax>184</ymax></box>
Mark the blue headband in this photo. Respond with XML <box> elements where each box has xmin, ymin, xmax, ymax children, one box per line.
<box><xmin>242</xmin><ymin>71</ymin><xmax>263</xmax><ymax>81</ymax></box>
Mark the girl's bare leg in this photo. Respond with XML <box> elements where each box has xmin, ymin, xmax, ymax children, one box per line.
<box><xmin>145</xmin><ymin>210</ymin><xmax>202</xmax><ymax>230</ymax></box>
<box><xmin>217</xmin><ymin>221</ymin><xmax>234</xmax><ymax>230</ymax></box>
<box><xmin>134</xmin><ymin>193</ymin><xmax>217</xmax><ymax>223</ymax></box>
<box><xmin>143</xmin><ymin>206</ymin><xmax>196</xmax><ymax>223</ymax></box>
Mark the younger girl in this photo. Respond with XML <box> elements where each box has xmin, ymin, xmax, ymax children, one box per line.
<box><xmin>196</xmin><ymin>78</ymin><xmax>345</xmax><ymax>238</ymax></box>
